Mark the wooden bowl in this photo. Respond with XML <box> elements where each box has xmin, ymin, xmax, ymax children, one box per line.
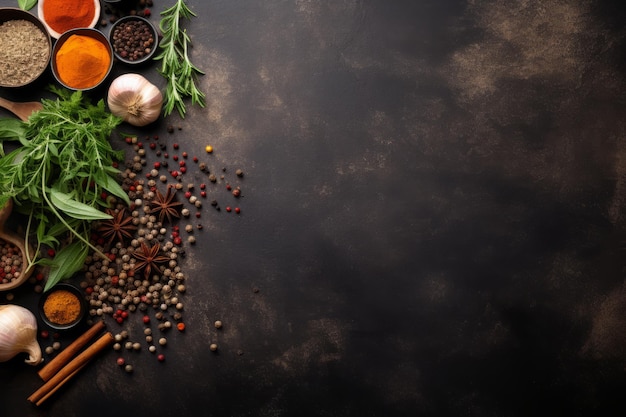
<box><xmin>0</xmin><ymin>199</ymin><xmax>35</xmax><ymax>292</ymax></box>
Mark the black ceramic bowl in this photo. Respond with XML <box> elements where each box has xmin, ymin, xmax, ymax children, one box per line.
<box><xmin>39</xmin><ymin>283</ymin><xmax>87</xmax><ymax>331</ymax></box>
<box><xmin>51</xmin><ymin>28</ymin><xmax>114</xmax><ymax>91</ymax></box>
<box><xmin>109</xmin><ymin>15</ymin><xmax>159</xmax><ymax>65</ymax></box>
<box><xmin>0</xmin><ymin>7</ymin><xmax>52</xmax><ymax>88</ymax></box>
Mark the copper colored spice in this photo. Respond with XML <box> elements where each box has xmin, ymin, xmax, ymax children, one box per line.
<box><xmin>43</xmin><ymin>289</ymin><xmax>81</xmax><ymax>325</ymax></box>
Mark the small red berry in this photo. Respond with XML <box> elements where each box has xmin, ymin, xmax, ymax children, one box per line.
<box><xmin>180</xmin><ymin>167</ymin><xmax>187</xmax><ymax>174</ymax></box>
<box><xmin>116</xmin><ymin>357</ymin><xmax>125</xmax><ymax>366</ymax></box>
<box><xmin>173</xmin><ymin>143</ymin><xmax>179</xmax><ymax>149</ymax></box>
<box><xmin>226</xmin><ymin>206</ymin><xmax>232</xmax><ymax>212</ymax></box>
<box><xmin>154</xmin><ymin>162</ymin><xmax>161</xmax><ymax>169</ymax></box>
<box><xmin>143</xmin><ymin>315</ymin><xmax>150</xmax><ymax>324</ymax></box>
<box><xmin>182</xmin><ymin>152</ymin><xmax>188</xmax><ymax>158</ymax></box>
<box><xmin>47</xmin><ymin>248</ymin><xmax>56</xmax><ymax>257</ymax></box>
<box><xmin>157</xmin><ymin>354</ymin><xmax>165</xmax><ymax>362</ymax></box>
<box><xmin>143</xmin><ymin>8</ymin><xmax>151</xmax><ymax>17</ymax></box>
<box><xmin>235</xmin><ymin>207</ymin><xmax>241</xmax><ymax>214</ymax></box>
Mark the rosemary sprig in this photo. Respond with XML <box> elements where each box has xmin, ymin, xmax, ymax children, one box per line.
<box><xmin>155</xmin><ymin>0</ymin><xmax>206</xmax><ymax>118</ymax></box>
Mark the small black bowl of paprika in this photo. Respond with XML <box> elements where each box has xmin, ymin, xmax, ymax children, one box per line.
<box><xmin>38</xmin><ymin>283</ymin><xmax>87</xmax><ymax>331</ymax></box>
<box><xmin>109</xmin><ymin>15</ymin><xmax>159</xmax><ymax>65</ymax></box>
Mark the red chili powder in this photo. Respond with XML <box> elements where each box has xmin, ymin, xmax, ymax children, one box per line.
<box><xmin>43</xmin><ymin>0</ymin><xmax>96</xmax><ymax>35</ymax></box>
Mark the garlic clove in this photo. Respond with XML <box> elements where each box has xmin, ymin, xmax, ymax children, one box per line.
<box><xmin>107</xmin><ymin>73</ymin><xmax>163</xmax><ymax>127</ymax></box>
<box><xmin>0</xmin><ymin>305</ymin><xmax>43</xmax><ymax>366</ymax></box>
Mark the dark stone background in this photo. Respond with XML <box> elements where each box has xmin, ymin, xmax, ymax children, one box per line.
<box><xmin>2</xmin><ymin>0</ymin><xmax>626</xmax><ymax>416</ymax></box>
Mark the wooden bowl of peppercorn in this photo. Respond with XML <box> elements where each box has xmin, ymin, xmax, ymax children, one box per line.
<box><xmin>0</xmin><ymin>199</ymin><xmax>35</xmax><ymax>292</ymax></box>
<box><xmin>109</xmin><ymin>15</ymin><xmax>159</xmax><ymax>65</ymax></box>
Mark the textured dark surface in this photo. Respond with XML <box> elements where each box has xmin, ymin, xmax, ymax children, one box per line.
<box><xmin>2</xmin><ymin>0</ymin><xmax>626</xmax><ymax>416</ymax></box>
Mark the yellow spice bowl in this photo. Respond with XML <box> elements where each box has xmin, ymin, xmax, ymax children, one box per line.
<box><xmin>51</xmin><ymin>28</ymin><xmax>113</xmax><ymax>92</ymax></box>
<box><xmin>38</xmin><ymin>283</ymin><xmax>87</xmax><ymax>331</ymax></box>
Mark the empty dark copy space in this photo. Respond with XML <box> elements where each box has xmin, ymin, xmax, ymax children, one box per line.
<box><xmin>2</xmin><ymin>0</ymin><xmax>626</xmax><ymax>416</ymax></box>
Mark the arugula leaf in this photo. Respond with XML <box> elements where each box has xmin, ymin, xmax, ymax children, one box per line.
<box><xmin>18</xmin><ymin>0</ymin><xmax>37</xmax><ymax>11</ymax></box>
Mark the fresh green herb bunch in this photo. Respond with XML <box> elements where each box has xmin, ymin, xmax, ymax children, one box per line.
<box><xmin>0</xmin><ymin>86</ymin><xmax>130</xmax><ymax>291</ymax></box>
<box><xmin>155</xmin><ymin>0</ymin><xmax>206</xmax><ymax>118</ymax></box>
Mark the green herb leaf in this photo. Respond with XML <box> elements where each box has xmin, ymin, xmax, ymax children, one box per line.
<box><xmin>93</xmin><ymin>169</ymin><xmax>131</xmax><ymax>206</ymax></box>
<box><xmin>42</xmin><ymin>242</ymin><xmax>88</xmax><ymax>292</ymax></box>
<box><xmin>49</xmin><ymin>188</ymin><xmax>113</xmax><ymax>220</ymax></box>
<box><xmin>18</xmin><ymin>0</ymin><xmax>37</xmax><ymax>11</ymax></box>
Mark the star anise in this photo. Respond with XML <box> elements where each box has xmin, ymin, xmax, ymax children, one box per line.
<box><xmin>132</xmin><ymin>242</ymin><xmax>170</xmax><ymax>278</ymax></box>
<box><xmin>147</xmin><ymin>186</ymin><xmax>183</xmax><ymax>225</ymax></box>
<box><xmin>97</xmin><ymin>208</ymin><xmax>138</xmax><ymax>247</ymax></box>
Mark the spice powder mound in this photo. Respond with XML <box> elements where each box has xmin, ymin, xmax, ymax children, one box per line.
<box><xmin>43</xmin><ymin>290</ymin><xmax>82</xmax><ymax>325</ymax></box>
<box><xmin>0</xmin><ymin>20</ymin><xmax>49</xmax><ymax>86</ymax></box>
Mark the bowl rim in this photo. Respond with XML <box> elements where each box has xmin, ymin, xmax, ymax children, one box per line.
<box><xmin>109</xmin><ymin>15</ymin><xmax>159</xmax><ymax>65</ymax></box>
<box><xmin>51</xmin><ymin>27</ymin><xmax>114</xmax><ymax>91</ymax></box>
<box><xmin>37</xmin><ymin>0</ymin><xmax>100</xmax><ymax>40</ymax></box>
<box><xmin>0</xmin><ymin>7</ymin><xmax>52</xmax><ymax>88</ymax></box>
<box><xmin>38</xmin><ymin>282</ymin><xmax>87</xmax><ymax>331</ymax></box>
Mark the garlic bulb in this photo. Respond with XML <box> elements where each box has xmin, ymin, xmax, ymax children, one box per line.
<box><xmin>0</xmin><ymin>304</ymin><xmax>42</xmax><ymax>365</ymax></box>
<box><xmin>107</xmin><ymin>73</ymin><xmax>163</xmax><ymax>127</ymax></box>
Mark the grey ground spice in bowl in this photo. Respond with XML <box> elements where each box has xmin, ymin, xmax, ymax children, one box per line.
<box><xmin>0</xmin><ymin>19</ymin><xmax>50</xmax><ymax>87</ymax></box>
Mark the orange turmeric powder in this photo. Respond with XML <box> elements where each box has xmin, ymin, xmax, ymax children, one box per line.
<box><xmin>55</xmin><ymin>34</ymin><xmax>111</xmax><ymax>90</ymax></box>
<box><xmin>43</xmin><ymin>0</ymin><xmax>96</xmax><ymax>35</ymax></box>
<box><xmin>43</xmin><ymin>289</ymin><xmax>81</xmax><ymax>325</ymax></box>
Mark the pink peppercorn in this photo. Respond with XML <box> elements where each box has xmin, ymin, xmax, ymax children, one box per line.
<box><xmin>157</xmin><ymin>354</ymin><xmax>165</xmax><ymax>362</ymax></box>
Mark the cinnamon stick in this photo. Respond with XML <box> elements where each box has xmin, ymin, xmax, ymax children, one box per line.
<box><xmin>38</xmin><ymin>320</ymin><xmax>106</xmax><ymax>382</ymax></box>
<box><xmin>28</xmin><ymin>331</ymin><xmax>114</xmax><ymax>406</ymax></box>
